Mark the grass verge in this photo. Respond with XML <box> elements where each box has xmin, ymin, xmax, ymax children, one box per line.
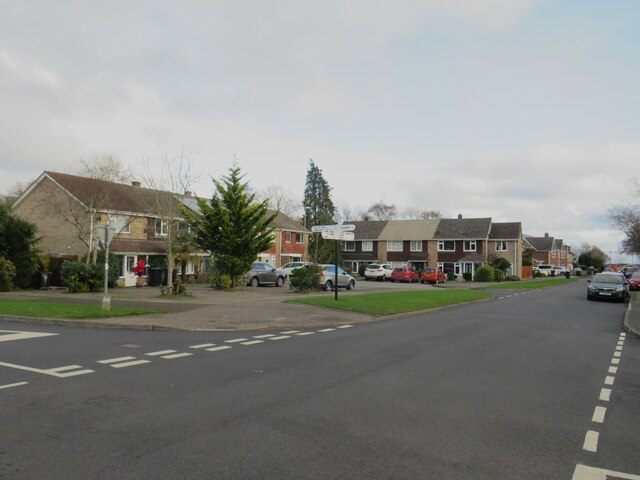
<box><xmin>0</xmin><ymin>299</ymin><xmax>166</xmax><ymax>319</ymax></box>
<box><xmin>478</xmin><ymin>278</ymin><xmax>578</xmax><ymax>290</ymax></box>
<box><xmin>287</xmin><ymin>290</ymin><xmax>491</xmax><ymax>316</ymax></box>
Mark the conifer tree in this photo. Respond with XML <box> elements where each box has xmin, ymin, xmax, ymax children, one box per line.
<box><xmin>302</xmin><ymin>159</ymin><xmax>336</xmax><ymax>263</ymax></box>
<box><xmin>184</xmin><ymin>165</ymin><xmax>277</xmax><ymax>287</ymax></box>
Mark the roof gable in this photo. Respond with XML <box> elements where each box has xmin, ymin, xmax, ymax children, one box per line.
<box><xmin>378</xmin><ymin>219</ymin><xmax>440</xmax><ymax>240</ymax></box>
<box><xmin>489</xmin><ymin>222</ymin><xmax>522</xmax><ymax>240</ymax></box>
<box><xmin>434</xmin><ymin>217</ymin><xmax>492</xmax><ymax>239</ymax></box>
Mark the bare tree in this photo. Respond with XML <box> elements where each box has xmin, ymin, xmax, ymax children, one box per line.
<box><xmin>400</xmin><ymin>208</ymin><xmax>442</xmax><ymax>220</ymax></box>
<box><xmin>258</xmin><ymin>184</ymin><xmax>301</xmax><ymax>218</ymax></box>
<box><xmin>139</xmin><ymin>148</ymin><xmax>197</xmax><ymax>291</ymax></box>
<box><xmin>609</xmin><ymin>204</ymin><xmax>640</xmax><ymax>255</ymax></box>
<box><xmin>366</xmin><ymin>202</ymin><xmax>397</xmax><ymax>221</ymax></box>
<box><xmin>79</xmin><ymin>154</ymin><xmax>133</xmax><ymax>184</ymax></box>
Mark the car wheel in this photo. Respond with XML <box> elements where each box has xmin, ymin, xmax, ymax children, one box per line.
<box><xmin>324</xmin><ymin>280</ymin><xmax>333</xmax><ymax>291</ymax></box>
<box><xmin>347</xmin><ymin>280</ymin><xmax>355</xmax><ymax>290</ymax></box>
<box><xmin>587</xmin><ymin>294</ymin><xmax>592</xmax><ymax>301</ymax></box>
<box><xmin>276</xmin><ymin>276</ymin><xmax>284</xmax><ymax>287</ymax></box>
<box><xmin>250</xmin><ymin>277</ymin><xmax>259</xmax><ymax>287</ymax></box>
<box><xmin>381</xmin><ymin>275</ymin><xmax>386</xmax><ymax>282</ymax></box>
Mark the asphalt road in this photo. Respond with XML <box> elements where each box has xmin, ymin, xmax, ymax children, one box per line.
<box><xmin>1</xmin><ymin>281</ymin><xmax>638</xmax><ymax>479</ymax></box>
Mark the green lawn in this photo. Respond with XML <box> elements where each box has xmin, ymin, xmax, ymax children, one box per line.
<box><xmin>477</xmin><ymin>277</ymin><xmax>578</xmax><ymax>290</ymax></box>
<box><xmin>0</xmin><ymin>299</ymin><xmax>166</xmax><ymax>319</ymax></box>
<box><xmin>287</xmin><ymin>290</ymin><xmax>492</xmax><ymax>316</ymax></box>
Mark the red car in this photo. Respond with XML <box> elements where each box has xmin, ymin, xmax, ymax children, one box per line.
<box><xmin>390</xmin><ymin>267</ymin><xmax>419</xmax><ymax>283</ymax></box>
<box><xmin>629</xmin><ymin>272</ymin><xmax>640</xmax><ymax>291</ymax></box>
<box><xmin>421</xmin><ymin>267</ymin><xmax>446</xmax><ymax>284</ymax></box>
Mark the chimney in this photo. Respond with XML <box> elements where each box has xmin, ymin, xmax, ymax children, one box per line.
<box><xmin>458</xmin><ymin>214</ymin><xmax>462</xmax><ymax>219</ymax></box>
<box><xmin>131</xmin><ymin>181</ymin><xmax>141</xmax><ymax>187</ymax></box>
<box><xmin>184</xmin><ymin>191</ymin><xmax>192</xmax><ymax>197</ymax></box>
<box><xmin>544</xmin><ymin>232</ymin><xmax>549</xmax><ymax>238</ymax></box>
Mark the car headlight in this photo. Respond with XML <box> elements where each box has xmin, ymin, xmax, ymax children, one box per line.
<box><xmin>616</xmin><ymin>287</ymin><xmax>624</xmax><ymax>292</ymax></box>
<box><xmin>587</xmin><ymin>284</ymin><xmax>595</xmax><ymax>290</ymax></box>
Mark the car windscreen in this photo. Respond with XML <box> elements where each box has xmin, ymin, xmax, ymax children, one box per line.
<box><xmin>367</xmin><ymin>265</ymin><xmax>379</xmax><ymax>269</ymax></box>
<box><xmin>423</xmin><ymin>268</ymin><xmax>435</xmax><ymax>273</ymax></box>
<box><xmin>593</xmin><ymin>274</ymin><xmax>624</xmax><ymax>284</ymax></box>
<box><xmin>393</xmin><ymin>268</ymin><xmax>405</xmax><ymax>272</ymax></box>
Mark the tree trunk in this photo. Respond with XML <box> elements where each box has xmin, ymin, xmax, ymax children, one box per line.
<box><xmin>166</xmin><ymin>254</ymin><xmax>175</xmax><ymax>290</ymax></box>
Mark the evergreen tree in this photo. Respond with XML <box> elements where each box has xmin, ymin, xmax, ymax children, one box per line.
<box><xmin>183</xmin><ymin>165</ymin><xmax>277</xmax><ymax>287</ymax></box>
<box><xmin>0</xmin><ymin>201</ymin><xmax>40</xmax><ymax>289</ymax></box>
<box><xmin>302</xmin><ymin>159</ymin><xmax>337</xmax><ymax>263</ymax></box>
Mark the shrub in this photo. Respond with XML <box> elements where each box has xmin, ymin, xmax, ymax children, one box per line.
<box><xmin>161</xmin><ymin>279</ymin><xmax>192</xmax><ymax>297</ymax></box>
<box><xmin>474</xmin><ymin>265</ymin><xmax>495</xmax><ymax>282</ymax></box>
<box><xmin>290</xmin><ymin>265</ymin><xmax>322</xmax><ymax>292</ymax></box>
<box><xmin>534</xmin><ymin>270</ymin><xmax>544</xmax><ymax>278</ymax></box>
<box><xmin>0</xmin><ymin>256</ymin><xmax>16</xmax><ymax>291</ymax></box>
<box><xmin>506</xmin><ymin>275</ymin><xmax>521</xmax><ymax>281</ymax></box>
<box><xmin>446</xmin><ymin>272</ymin><xmax>457</xmax><ymax>282</ymax></box>
<box><xmin>462</xmin><ymin>272</ymin><xmax>472</xmax><ymax>282</ymax></box>
<box><xmin>358</xmin><ymin>264</ymin><xmax>368</xmax><ymax>277</ymax></box>
<box><xmin>494</xmin><ymin>269</ymin><xmax>505</xmax><ymax>282</ymax></box>
<box><xmin>491</xmin><ymin>257</ymin><xmax>512</xmax><ymax>273</ymax></box>
<box><xmin>61</xmin><ymin>261</ymin><xmax>95</xmax><ymax>293</ymax></box>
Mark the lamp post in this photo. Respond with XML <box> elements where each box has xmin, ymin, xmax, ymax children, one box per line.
<box><xmin>96</xmin><ymin>226</ymin><xmax>116</xmax><ymax>311</ymax></box>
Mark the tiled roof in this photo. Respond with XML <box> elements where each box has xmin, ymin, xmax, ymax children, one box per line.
<box><xmin>45</xmin><ymin>171</ymin><xmax>181</xmax><ymax>216</ymax></box>
<box><xmin>524</xmin><ymin>235</ymin><xmax>554</xmax><ymax>251</ymax></box>
<box><xmin>378</xmin><ymin>219</ymin><xmax>440</xmax><ymax>241</ymax></box>
<box><xmin>347</xmin><ymin>220</ymin><xmax>388</xmax><ymax>240</ymax></box>
<box><xmin>266</xmin><ymin>210</ymin><xmax>309</xmax><ymax>233</ymax></box>
<box><xmin>110</xmin><ymin>238</ymin><xmax>169</xmax><ymax>254</ymax></box>
<box><xmin>489</xmin><ymin>222</ymin><xmax>522</xmax><ymax>240</ymax></box>
<box><xmin>433</xmin><ymin>218</ymin><xmax>492</xmax><ymax>239</ymax></box>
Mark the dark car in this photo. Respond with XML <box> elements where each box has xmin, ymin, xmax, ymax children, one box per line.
<box><xmin>587</xmin><ymin>272</ymin><xmax>629</xmax><ymax>302</ymax></box>
<box><xmin>246</xmin><ymin>262</ymin><xmax>286</xmax><ymax>287</ymax></box>
<box><xmin>629</xmin><ymin>271</ymin><xmax>640</xmax><ymax>291</ymax></box>
<box><xmin>390</xmin><ymin>267</ymin><xmax>419</xmax><ymax>283</ymax></box>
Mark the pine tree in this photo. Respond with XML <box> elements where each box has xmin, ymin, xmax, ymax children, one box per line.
<box><xmin>302</xmin><ymin>159</ymin><xmax>336</xmax><ymax>263</ymax></box>
<box><xmin>184</xmin><ymin>165</ymin><xmax>277</xmax><ymax>287</ymax></box>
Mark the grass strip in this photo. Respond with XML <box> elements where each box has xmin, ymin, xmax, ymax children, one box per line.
<box><xmin>0</xmin><ymin>299</ymin><xmax>166</xmax><ymax>319</ymax></box>
<box><xmin>478</xmin><ymin>278</ymin><xmax>578</xmax><ymax>290</ymax></box>
<box><xmin>287</xmin><ymin>290</ymin><xmax>491</xmax><ymax>316</ymax></box>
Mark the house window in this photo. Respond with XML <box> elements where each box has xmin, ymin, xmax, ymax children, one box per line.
<box><xmin>387</xmin><ymin>241</ymin><xmax>403</xmax><ymax>252</ymax></box>
<box><xmin>496</xmin><ymin>241</ymin><xmax>507</xmax><ymax>251</ymax></box>
<box><xmin>438</xmin><ymin>240</ymin><xmax>455</xmax><ymax>252</ymax></box>
<box><xmin>561</xmin><ymin>251</ymin><xmax>566</xmax><ymax>258</ymax></box>
<box><xmin>178</xmin><ymin>221</ymin><xmax>190</xmax><ymax>233</ymax></box>
<box><xmin>464</xmin><ymin>240</ymin><xmax>476</xmax><ymax>252</ymax></box>
<box><xmin>361</xmin><ymin>241</ymin><xmax>373</xmax><ymax>252</ymax></box>
<box><xmin>185</xmin><ymin>262</ymin><xmax>195</xmax><ymax>275</ymax></box>
<box><xmin>295</xmin><ymin>233</ymin><xmax>303</xmax><ymax>243</ymax></box>
<box><xmin>344</xmin><ymin>241</ymin><xmax>355</xmax><ymax>252</ymax></box>
<box><xmin>155</xmin><ymin>218</ymin><xmax>168</xmax><ymax>236</ymax></box>
<box><xmin>410</xmin><ymin>241</ymin><xmax>422</xmax><ymax>252</ymax></box>
<box><xmin>108</xmin><ymin>215</ymin><xmax>130</xmax><ymax>234</ymax></box>
<box><xmin>551</xmin><ymin>251</ymin><xmax>556</xmax><ymax>258</ymax></box>
<box><xmin>285</xmin><ymin>231</ymin><xmax>292</xmax><ymax>243</ymax></box>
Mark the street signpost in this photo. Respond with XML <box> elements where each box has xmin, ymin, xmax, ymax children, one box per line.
<box><xmin>96</xmin><ymin>226</ymin><xmax>116</xmax><ymax>311</ymax></box>
<box><xmin>312</xmin><ymin>223</ymin><xmax>356</xmax><ymax>300</ymax></box>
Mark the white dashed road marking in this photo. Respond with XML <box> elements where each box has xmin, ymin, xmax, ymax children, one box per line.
<box><xmin>281</xmin><ymin>330</ymin><xmax>300</xmax><ymax>334</ymax></box>
<box><xmin>295</xmin><ymin>332</ymin><xmax>315</xmax><ymax>336</ymax></box>
<box><xmin>269</xmin><ymin>336</ymin><xmax>291</xmax><ymax>341</ymax></box>
<box><xmin>583</xmin><ymin>430</ymin><xmax>599</xmax><ymax>452</ymax></box>
<box><xmin>146</xmin><ymin>350</ymin><xmax>177</xmax><ymax>356</ymax></box>
<box><xmin>599</xmin><ymin>388</ymin><xmax>611</xmax><ymax>402</ymax></box>
<box><xmin>252</xmin><ymin>334</ymin><xmax>275</xmax><ymax>339</ymax></box>
<box><xmin>205</xmin><ymin>346</ymin><xmax>232</xmax><ymax>352</ymax></box>
<box><xmin>98</xmin><ymin>357</ymin><xmax>136</xmax><ymax>364</ymax></box>
<box><xmin>318</xmin><ymin>328</ymin><xmax>336</xmax><ymax>333</ymax></box>
<box><xmin>161</xmin><ymin>353</ymin><xmax>192</xmax><ymax>359</ymax></box>
<box><xmin>225</xmin><ymin>338</ymin><xmax>248</xmax><ymax>344</ymax></box>
<box><xmin>240</xmin><ymin>340</ymin><xmax>264</xmax><ymax>346</ymax></box>
<box><xmin>573</xmin><ymin>464</ymin><xmax>640</xmax><ymax>480</ymax></box>
<box><xmin>604</xmin><ymin>376</ymin><xmax>615</xmax><ymax>385</ymax></box>
<box><xmin>612</xmin><ymin>358</ymin><xmax>620</xmax><ymax>365</ymax></box>
<box><xmin>109</xmin><ymin>359</ymin><xmax>151</xmax><ymax>369</ymax></box>
<box><xmin>189</xmin><ymin>343</ymin><xmax>216</xmax><ymax>349</ymax></box>
<box><xmin>0</xmin><ymin>382</ymin><xmax>28</xmax><ymax>390</ymax></box>
<box><xmin>608</xmin><ymin>366</ymin><xmax>618</xmax><ymax>374</ymax></box>
<box><xmin>337</xmin><ymin>325</ymin><xmax>353</xmax><ymax>329</ymax></box>
<box><xmin>591</xmin><ymin>406</ymin><xmax>606</xmax><ymax>423</ymax></box>
<box><xmin>0</xmin><ymin>360</ymin><xmax>94</xmax><ymax>378</ymax></box>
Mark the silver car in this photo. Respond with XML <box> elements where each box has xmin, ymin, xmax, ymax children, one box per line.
<box><xmin>246</xmin><ymin>262</ymin><xmax>286</xmax><ymax>287</ymax></box>
<box><xmin>318</xmin><ymin>264</ymin><xmax>355</xmax><ymax>291</ymax></box>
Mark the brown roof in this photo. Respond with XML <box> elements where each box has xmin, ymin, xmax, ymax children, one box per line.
<box><xmin>348</xmin><ymin>220</ymin><xmax>388</xmax><ymax>240</ymax></box>
<box><xmin>524</xmin><ymin>235</ymin><xmax>554</xmax><ymax>251</ymax></box>
<box><xmin>434</xmin><ymin>218</ymin><xmax>492</xmax><ymax>239</ymax></box>
<box><xmin>489</xmin><ymin>222</ymin><xmax>522</xmax><ymax>240</ymax></box>
<box><xmin>267</xmin><ymin>210</ymin><xmax>310</xmax><ymax>233</ymax></box>
<box><xmin>45</xmin><ymin>171</ymin><xmax>181</xmax><ymax>216</ymax></box>
<box><xmin>110</xmin><ymin>238</ymin><xmax>169</xmax><ymax>254</ymax></box>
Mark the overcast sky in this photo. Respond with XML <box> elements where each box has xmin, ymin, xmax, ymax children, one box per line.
<box><xmin>1</xmin><ymin>1</ymin><xmax>639</xmax><ymax>262</ymax></box>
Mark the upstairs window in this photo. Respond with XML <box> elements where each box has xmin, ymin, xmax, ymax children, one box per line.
<box><xmin>285</xmin><ymin>231</ymin><xmax>292</xmax><ymax>243</ymax></box>
<box><xmin>387</xmin><ymin>241</ymin><xmax>403</xmax><ymax>252</ymax></box>
<box><xmin>155</xmin><ymin>218</ymin><xmax>168</xmax><ymax>236</ymax></box>
<box><xmin>344</xmin><ymin>241</ymin><xmax>355</xmax><ymax>252</ymax></box>
<box><xmin>438</xmin><ymin>240</ymin><xmax>455</xmax><ymax>251</ymax></box>
<box><xmin>361</xmin><ymin>241</ymin><xmax>373</xmax><ymax>252</ymax></box>
<box><xmin>108</xmin><ymin>215</ymin><xmax>130</xmax><ymax>234</ymax></box>
<box><xmin>410</xmin><ymin>241</ymin><xmax>422</xmax><ymax>252</ymax></box>
<box><xmin>464</xmin><ymin>240</ymin><xmax>476</xmax><ymax>252</ymax></box>
<box><xmin>496</xmin><ymin>241</ymin><xmax>507</xmax><ymax>251</ymax></box>
<box><xmin>295</xmin><ymin>233</ymin><xmax>304</xmax><ymax>243</ymax></box>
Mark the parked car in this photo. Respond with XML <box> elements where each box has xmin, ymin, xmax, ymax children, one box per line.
<box><xmin>586</xmin><ymin>272</ymin><xmax>629</xmax><ymax>302</ymax></box>
<box><xmin>534</xmin><ymin>264</ymin><xmax>554</xmax><ymax>276</ymax></box>
<box><xmin>629</xmin><ymin>271</ymin><xmax>640</xmax><ymax>291</ymax></box>
<box><xmin>246</xmin><ymin>262</ymin><xmax>286</xmax><ymax>287</ymax></box>
<box><xmin>364</xmin><ymin>264</ymin><xmax>394</xmax><ymax>281</ymax></box>
<box><xmin>281</xmin><ymin>261</ymin><xmax>309</xmax><ymax>277</ymax></box>
<box><xmin>421</xmin><ymin>267</ymin><xmax>446</xmax><ymax>284</ymax></box>
<box><xmin>622</xmin><ymin>267</ymin><xmax>640</xmax><ymax>280</ymax></box>
<box><xmin>390</xmin><ymin>267</ymin><xmax>419</xmax><ymax>283</ymax></box>
<box><xmin>318</xmin><ymin>264</ymin><xmax>355</xmax><ymax>291</ymax></box>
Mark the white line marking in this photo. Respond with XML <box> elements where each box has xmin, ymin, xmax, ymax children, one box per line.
<box><xmin>608</xmin><ymin>366</ymin><xmax>618</xmax><ymax>374</ymax></box>
<box><xmin>252</xmin><ymin>334</ymin><xmax>276</xmax><ymax>339</ymax></box>
<box><xmin>161</xmin><ymin>353</ymin><xmax>192</xmax><ymax>359</ymax></box>
<box><xmin>205</xmin><ymin>346</ymin><xmax>232</xmax><ymax>352</ymax></box>
<box><xmin>612</xmin><ymin>358</ymin><xmax>620</xmax><ymax>365</ymax></box>
<box><xmin>97</xmin><ymin>356</ymin><xmax>136</xmax><ymax>364</ymax></box>
<box><xmin>48</xmin><ymin>365</ymin><xmax>84</xmax><ymax>373</ymax></box>
<box><xmin>337</xmin><ymin>325</ymin><xmax>353</xmax><ymax>329</ymax></box>
<box><xmin>110</xmin><ymin>360</ymin><xmax>151</xmax><ymax>368</ymax></box>
<box><xmin>189</xmin><ymin>343</ymin><xmax>216</xmax><ymax>349</ymax></box>
<box><xmin>0</xmin><ymin>381</ymin><xmax>28</xmax><ymax>390</ymax></box>
<box><xmin>0</xmin><ymin>330</ymin><xmax>58</xmax><ymax>342</ymax></box>
<box><xmin>55</xmin><ymin>369</ymin><xmax>94</xmax><ymax>378</ymax></box>
<box><xmin>241</xmin><ymin>340</ymin><xmax>264</xmax><ymax>346</ymax></box>
<box><xmin>225</xmin><ymin>338</ymin><xmax>248</xmax><ymax>343</ymax></box>
<box><xmin>498</xmin><ymin>297</ymin><xmax>505</xmax><ymax>300</ymax></box>
<box><xmin>615</xmin><ymin>345</ymin><xmax>623</xmax><ymax>351</ymax></box>
<box><xmin>599</xmin><ymin>388</ymin><xmax>611</xmax><ymax>402</ymax></box>
<box><xmin>318</xmin><ymin>328</ymin><xmax>336</xmax><ymax>333</ymax></box>
<box><xmin>613</xmin><ymin>351</ymin><xmax>621</xmax><ymax>358</ymax></box>
<box><xmin>583</xmin><ymin>431</ymin><xmax>599</xmax><ymax>452</ymax></box>
<box><xmin>281</xmin><ymin>330</ymin><xmax>300</xmax><ymax>334</ymax></box>
<box><xmin>572</xmin><ymin>464</ymin><xmax>640</xmax><ymax>480</ymax></box>
<box><xmin>269</xmin><ymin>336</ymin><xmax>291</xmax><ymax>341</ymax></box>
<box><xmin>295</xmin><ymin>332</ymin><xmax>315</xmax><ymax>336</ymax></box>
<box><xmin>592</xmin><ymin>406</ymin><xmax>606</xmax><ymax>423</ymax></box>
<box><xmin>146</xmin><ymin>350</ymin><xmax>177</xmax><ymax>356</ymax></box>
<box><xmin>604</xmin><ymin>376</ymin><xmax>615</xmax><ymax>385</ymax></box>
<box><xmin>619</xmin><ymin>333</ymin><xmax>626</xmax><ymax>338</ymax></box>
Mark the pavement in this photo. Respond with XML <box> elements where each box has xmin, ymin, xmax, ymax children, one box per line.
<box><xmin>2</xmin><ymin>279</ymin><xmax>639</xmax><ymax>334</ymax></box>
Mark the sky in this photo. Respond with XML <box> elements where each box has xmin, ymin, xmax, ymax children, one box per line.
<box><xmin>1</xmin><ymin>0</ymin><xmax>639</xmax><ymax>262</ymax></box>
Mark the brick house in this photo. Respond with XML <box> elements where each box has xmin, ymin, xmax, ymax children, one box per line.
<box><xmin>524</xmin><ymin>233</ymin><xmax>574</xmax><ymax>269</ymax></box>
<box><xmin>377</xmin><ymin>219</ymin><xmax>440</xmax><ymax>271</ymax></box>
<box><xmin>258</xmin><ymin>210</ymin><xmax>310</xmax><ymax>267</ymax></box>
<box><xmin>488</xmin><ymin>222</ymin><xmax>523</xmax><ymax>277</ymax></box>
<box><xmin>341</xmin><ymin>221</ymin><xmax>388</xmax><ymax>273</ymax></box>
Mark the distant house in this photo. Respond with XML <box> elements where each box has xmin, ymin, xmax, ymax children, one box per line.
<box><xmin>258</xmin><ymin>210</ymin><xmax>310</xmax><ymax>267</ymax></box>
<box><xmin>488</xmin><ymin>222</ymin><xmax>523</xmax><ymax>276</ymax></box>
<box><xmin>377</xmin><ymin>219</ymin><xmax>440</xmax><ymax>271</ymax></box>
<box><xmin>524</xmin><ymin>233</ymin><xmax>574</xmax><ymax>269</ymax></box>
<box><xmin>341</xmin><ymin>221</ymin><xmax>388</xmax><ymax>273</ymax></box>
